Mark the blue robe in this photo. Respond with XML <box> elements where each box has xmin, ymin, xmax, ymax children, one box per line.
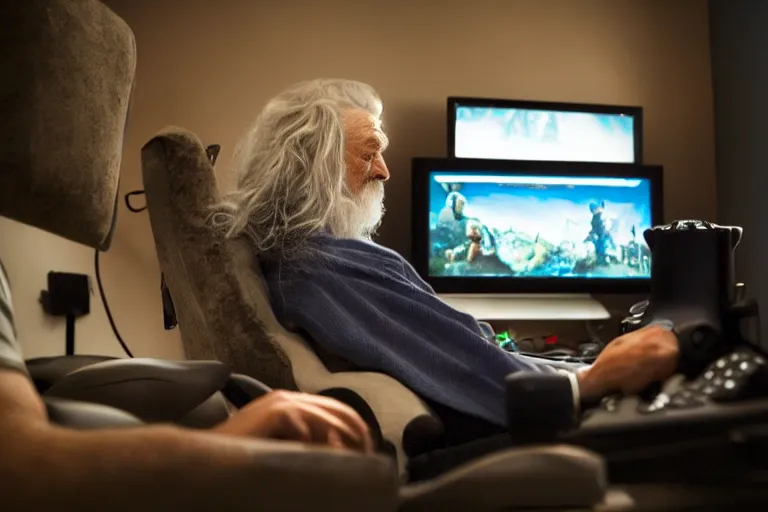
<box><xmin>260</xmin><ymin>234</ymin><xmax>559</xmax><ymax>426</ymax></box>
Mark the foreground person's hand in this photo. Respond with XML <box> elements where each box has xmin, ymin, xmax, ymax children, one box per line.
<box><xmin>577</xmin><ymin>325</ymin><xmax>680</xmax><ymax>401</ymax></box>
<box><xmin>214</xmin><ymin>390</ymin><xmax>373</xmax><ymax>453</ymax></box>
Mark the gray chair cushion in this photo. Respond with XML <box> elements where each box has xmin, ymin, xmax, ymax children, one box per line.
<box><xmin>141</xmin><ymin>128</ymin><xmax>297</xmax><ymax>388</ymax></box>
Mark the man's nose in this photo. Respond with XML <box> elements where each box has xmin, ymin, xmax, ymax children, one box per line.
<box><xmin>372</xmin><ymin>157</ymin><xmax>390</xmax><ymax>182</ymax></box>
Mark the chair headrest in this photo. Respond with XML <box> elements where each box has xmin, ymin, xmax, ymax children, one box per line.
<box><xmin>0</xmin><ymin>0</ymin><xmax>136</xmax><ymax>250</ymax></box>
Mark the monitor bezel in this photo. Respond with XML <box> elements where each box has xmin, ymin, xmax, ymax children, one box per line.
<box><xmin>447</xmin><ymin>96</ymin><xmax>644</xmax><ymax>164</ymax></box>
<box><xmin>410</xmin><ymin>157</ymin><xmax>664</xmax><ymax>295</ymax></box>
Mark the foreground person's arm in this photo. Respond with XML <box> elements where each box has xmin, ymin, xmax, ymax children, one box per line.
<box><xmin>0</xmin><ymin>370</ymin><xmax>386</xmax><ymax>512</ymax></box>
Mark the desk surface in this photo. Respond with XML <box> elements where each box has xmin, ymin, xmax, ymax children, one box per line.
<box><xmin>437</xmin><ymin>294</ymin><xmax>611</xmax><ymax>321</ymax></box>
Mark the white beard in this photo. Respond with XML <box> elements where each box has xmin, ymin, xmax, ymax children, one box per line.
<box><xmin>332</xmin><ymin>181</ymin><xmax>385</xmax><ymax>240</ymax></box>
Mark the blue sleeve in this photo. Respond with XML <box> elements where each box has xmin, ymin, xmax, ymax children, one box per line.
<box><xmin>268</xmin><ymin>260</ymin><xmax>554</xmax><ymax>426</ymax></box>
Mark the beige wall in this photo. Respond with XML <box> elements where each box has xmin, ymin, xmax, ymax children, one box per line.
<box><xmin>0</xmin><ymin>0</ymin><xmax>715</xmax><ymax>358</ymax></box>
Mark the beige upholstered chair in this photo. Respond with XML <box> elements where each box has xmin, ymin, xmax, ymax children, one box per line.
<box><xmin>141</xmin><ymin>128</ymin><xmax>439</xmax><ymax>474</ymax></box>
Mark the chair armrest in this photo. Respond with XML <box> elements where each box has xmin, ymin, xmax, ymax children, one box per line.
<box><xmin>399</xmin><ymin>444</ymin><xmax>607</xmax><ymax>511</ymax></box>
<box><xmin>305</xmin><ymin>370</ymin><xmax>440</xmax><ymax>478</ymax></box>
<box><xmin>44</xmin><ymin>396</ymin><xmax>144</xmax><ymax>429</ymax></box>
<box><xmin>45</xmin><ymin>398</ymin><xmax>399</xmax><ymax>512</ymax></box>
<box><xmin>230</xmin><ymin>442</ymin><xmax>399</xmax><ymax>512</ymax></box>
<box><xmin>26</xmin><ymin>355</ymin><xmax>117</xmax><ymax>392</ymax></box>
<box><xmin>44</xmin><ymin>358</ymin><xmax>231</xmax><ymax>423</ymax></box>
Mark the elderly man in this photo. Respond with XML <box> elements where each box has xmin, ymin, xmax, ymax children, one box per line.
<box><xmin>213</xmin><ymin>79</ymin><xmax>680</xmax><ymax>439</ymax></box>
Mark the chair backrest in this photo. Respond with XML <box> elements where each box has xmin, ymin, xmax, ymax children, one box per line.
<box><xmin>141</xmin><ymin>128</ymin><xmax>436</xmax><ymax>474</ymax></box>
<box><xmin>0</xmin><ymin>0</ymin><xmax>134</xmax><ymax>250</ymax></box>
<box><xmin>140</xmin><ymin>129</ymin><xmax>297</xmax><ymax>390</ymax></box>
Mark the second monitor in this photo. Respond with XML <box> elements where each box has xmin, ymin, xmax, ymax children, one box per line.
<box><xmin>411</xmin><ymin>158</ymin><xmax>664</xmax><ymax>301</ymax></box>
<box><xmin>447</xmin><ymin>97</ymin><xmax>643</xmax><ymax>164</ymax></box>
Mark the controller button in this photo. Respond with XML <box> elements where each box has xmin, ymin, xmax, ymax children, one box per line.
<box><xmin>629</xmin><ymin>300</ymin><xmax>649</xmax><ymax>316</ymax></box>
<box><xmin>651</xmin><ymin>319</ymin><xmax>674</xmax><ymax>331</ymax></box>
<box><xmin>716</xmin><ymin>359</ymin><xmax>727</xmax><ymax>369</ymax></box>
<box><xmin>621</xmin><ymin>317</ymin><xmax>643</xmax><ymax>332</ymax></box>
<box><xmin>703</xmin><ymin>385</ymin><xmax>717</xmax><ymax>395</ymax></box>
<box><xmin>738</xmin><ymin>361</ymin><xmax>758</xmax><ymax>376</ymax></box>
<box><xmin>730</xmin><ymin>352</ymin><xmax>741</xmax><ymax>361</ymax></box>
<box><xmin>713</xmin><ymin>377</ymin><xmax>724</xmax><ymax>387</ymax></box>
<box><xmin>704</xmin><ymin>370</ymin><xmax>715</xmax><ymax>380</ymax></box>
<box><xmin>637</xmin><ymin>394</ymin><xmax>671</xmax><ymax>414</ymax></box>
<box><xmin>724</xmin><ymin>379</ymin><xmax>737</xmax><ymax>390</ymax></box>
<box><xmin>724</xmin><ymin>368</ymin><xmax>734</xmax><ymax>378</ymax></box>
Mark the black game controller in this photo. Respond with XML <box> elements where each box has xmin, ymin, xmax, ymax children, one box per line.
<box><xmin>506</xmin><ymin>220</ymin><xmax>768</xmax><ymax>485</ymax></box>
<box><xmin>622</xmin><ymin>220</ymin><xmax>759</xmax><ymax>379</ymax></box>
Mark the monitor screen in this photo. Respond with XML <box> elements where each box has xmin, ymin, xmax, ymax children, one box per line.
<box><xmin>412</xmin><ymin>158</ymin><xmax>663</xmax><ymax>294</ymax></box>
<box><xmin>448</xmin><ymin>97</ymin><xmax>642</xmax><ymax>164</ymax></box>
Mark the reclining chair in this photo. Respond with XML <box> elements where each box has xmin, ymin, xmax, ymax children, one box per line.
<box><xmin>141</xmin><ymin>128</ymin><xmax>442</xmax><ymax>469</ymax></box>
<box><xmin>0</xmin><ymin>1</ymin><xmax>610</xmax><ymax>510</ymax></box>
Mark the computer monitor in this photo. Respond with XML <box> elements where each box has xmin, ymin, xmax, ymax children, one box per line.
<box><xmin>411</xmin><ymin>158</ymin><xmax>663</xmax><ymax>296</ymax></box>
<box><xmin>447</xmin><ymin>97</ymin><xmax>643</xmax><ymax>164</ymax></box>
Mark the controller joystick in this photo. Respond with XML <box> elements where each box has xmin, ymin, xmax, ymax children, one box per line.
<box><xmin>622</xmin><ymin>219</ymin><xmax>757</xmax><ymax>378</ymax></box>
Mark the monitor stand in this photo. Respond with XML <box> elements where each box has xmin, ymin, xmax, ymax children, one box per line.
<box><xmin>437</xmin><ymin>293</ymin><xmax>610</xmax><ymax>321</ymax></box>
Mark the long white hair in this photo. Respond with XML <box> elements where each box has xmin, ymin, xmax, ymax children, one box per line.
<box><xmin>211</xmin><ymin>78</ymin><xmax>384</xmax><ymax>258</ymax></box>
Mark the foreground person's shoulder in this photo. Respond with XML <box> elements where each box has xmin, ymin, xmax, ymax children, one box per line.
<box><xmin>0</xmin><ymin>259</ymin><xmax>28</xmax><ymax>376</ymax></box>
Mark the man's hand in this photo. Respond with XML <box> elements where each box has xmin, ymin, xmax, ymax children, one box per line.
<box><xmin>213</xmin><ymin>390</ymin><xmax>373</xmax><ymax>453</ymax></box>
<box><xmin>577</xmin><ymin>325</ymin><xmax>680</xmax><ymax>401</ymax></box>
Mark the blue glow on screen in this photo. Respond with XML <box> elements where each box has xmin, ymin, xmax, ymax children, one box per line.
<box><xmin>454</xmin><ymin>106</ymin><xmax>636</xmax><ymax>163</ymax></box>
<box><xmin>428</xmin><ymin>172</ymin><xmax>652</xmax><ymax>279</ymax></box>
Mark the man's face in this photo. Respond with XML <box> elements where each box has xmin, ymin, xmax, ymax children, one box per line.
<box><xmin>342</xmin><ymin>109</ymin><xmax>390</xmax><ymax>236</ymax></box>
<box><xmin>343</xmin><ymin>109</ymin><xmax>390</xmax><ymax>194</ymax></box>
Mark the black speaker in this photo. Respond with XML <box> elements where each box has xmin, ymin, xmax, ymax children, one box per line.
<box><xmin>39</xmin><ymin>272</ymin><xmax>91</xmax><ymax>356</ymax></box>
<box><xmin>40</xmin><ymin>272</ymin><xmax>90</xmax><ymax>317</ymax></box>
